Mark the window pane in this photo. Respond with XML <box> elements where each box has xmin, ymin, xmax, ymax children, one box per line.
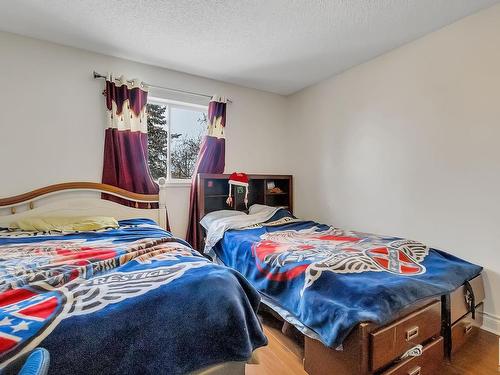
<box><xmin>170</xmin><ymin>107</ymin><xmax>206</xmax><ymax>179</ymax></box>
<box><xmin>146</xmin><ymin>103</ymin><xmax>168</xmax><ymax>180</ymax></box>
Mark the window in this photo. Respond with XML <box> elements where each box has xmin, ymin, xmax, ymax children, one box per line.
<box><xmin>146</xmin><ymin>98</ymin><xmax>207</xmax><ymax>182</ymax></box>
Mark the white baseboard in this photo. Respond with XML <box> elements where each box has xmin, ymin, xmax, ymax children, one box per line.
<box><xmin>481</xmin><ymin>311</ymin><xmax>500</xmax><ymax>336</ymax></box>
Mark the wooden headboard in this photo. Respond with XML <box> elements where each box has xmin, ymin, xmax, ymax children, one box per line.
<box><xmin>197</xmin><ymin>173</ymin><xmax>293</xmax><ymax>217</ymax></box>
<box><xmin>0</xmin><ymin>182</ymin><xmax>168</xmax><ymax>229</ymax></box>
<box><xmin>196</xmin><ymin>173</ymin><xmax>293</xmax><ymax>249</ymax></box>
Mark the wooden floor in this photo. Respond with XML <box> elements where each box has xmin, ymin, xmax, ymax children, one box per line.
<box><xmin>246</xmin><ymin>321</ymin><xmax>500</xmax><ymax>375</ymax></box>
<box><xmin>441</xmin><ymin>329</ymin><xmax>499</xmax><ymax>375</ymax></box>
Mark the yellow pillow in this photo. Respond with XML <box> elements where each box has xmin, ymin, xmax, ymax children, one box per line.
<box><xmin>11</xmin><ymin>216</ymin><xmax>119</xmax><ymax>232</ymax></box>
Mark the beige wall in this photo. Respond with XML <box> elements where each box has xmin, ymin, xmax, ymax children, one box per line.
<box><xmin>287</xmin><ymin>4</ymin><xmax>500</xmax><ymax>333</ymax></box>
<box><xmin>0</xmin><ymin>32</ymin><xmax>288</xmax><ymax>237</ymax></box>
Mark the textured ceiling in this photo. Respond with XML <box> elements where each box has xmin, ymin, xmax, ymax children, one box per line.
<box><xmin>0</xmin><ymin>0</ymin><xmax>498</xmax><ymax>94</ymax></box>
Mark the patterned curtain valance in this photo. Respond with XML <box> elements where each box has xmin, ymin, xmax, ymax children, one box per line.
<box><xmin>104</xmin><ymin>75</ymin><xmax>149</xmax><ymax>132</ymax></box>
<box><xmin>206</xmin><ymin>96</ymin><xmax>227</xmax><ymax>139</ymax></box>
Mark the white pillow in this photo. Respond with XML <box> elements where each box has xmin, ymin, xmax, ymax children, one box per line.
<box><xmin>200</xmin><ymin>210</ymin><xmax>246</xmax><ymax>230</ymax></box>
<box><xmin>248</xmin><ymin>204</ymin><xmax>278</xmax><ymax>215</ymax></box>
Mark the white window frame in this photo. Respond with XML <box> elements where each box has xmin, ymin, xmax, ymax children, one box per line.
<box><xmin>147</xmin><ymin>96</ymin><xmax>208</xmax><ymax>186</ymax></box>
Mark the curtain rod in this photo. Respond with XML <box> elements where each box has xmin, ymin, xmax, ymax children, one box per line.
<box><xmin>92</xmin><ymin>71</ymin><xmax>232</xmax><ymax>103</ymax></box>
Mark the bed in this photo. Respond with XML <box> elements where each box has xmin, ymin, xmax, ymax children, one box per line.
<box><xmin>198</xmin><ymin>173</ymin><xmax>485</xmax><ymax>375</ymax></box>
<box><xmin>0</xmin><ymin>182</ymin><xmax>267</xmax><ymax>375</ymax></box>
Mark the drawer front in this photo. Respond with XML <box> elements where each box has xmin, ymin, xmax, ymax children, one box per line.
<box><xmin>381</xmin><ymin>336</ymin><xmax>443</xmax><ymax>375</ymax></box>
<box><xmin>451</xmin><ymin>303</ymin><xmax>483</xmax><ymax>356</ymax></box>
<box><xmin>370</xmin><ymin>300</ymin><xmax>441</xmax><ymax>372</ymax></box>
<box><xmin>450</xmin><ymin>274</ymin><xmax>485</xmax><ymax>323</ymax></box>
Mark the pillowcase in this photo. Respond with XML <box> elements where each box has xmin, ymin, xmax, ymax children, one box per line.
<box><xmin>248</xmin><ymin>204</ymin><xmax>278</xmax><ymax>215</ymax></box>
<box><xmin>200</xmin><ymin>210</ymin><xmax>246</xmax><ymax>230</ymax></box>
<box><xmin>11</xmin><ymin>216</ymin><xmax>119</xmax><ymax>232</ymax></box>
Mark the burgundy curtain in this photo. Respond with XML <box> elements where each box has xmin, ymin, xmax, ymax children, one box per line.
<box><xmin>185</xmin><ymin>97</ymin><xmax>227</xmax><ymax>248</ymax></box>
<box><xmin>101</xmin><ymin>75</ymin><xmax>159</xmax><ymax>208</ymax></box>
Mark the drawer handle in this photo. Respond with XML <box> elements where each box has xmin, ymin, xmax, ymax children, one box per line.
<box><xmin>408</xmin><ymin>366</ymin><xmax>421</xmax><ymax>375</ymax></box>
<box><xmin>401</xmin><ymin>344</ymin><xmax>423</xmax><ymax>359</ymax></box>
<box><xmin>464</xmin><ymin>323</ymin><xmax>473</xmax><ymax>335</ymax></box>
<box><xmin>406</xmin><ymin>326</ymin><xmax>419</xmax><ymax>341</ymax></box>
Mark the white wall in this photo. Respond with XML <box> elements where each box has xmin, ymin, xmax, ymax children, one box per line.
<box><xmin>287</xmin><ymin>4</ymin><xmax>500</xmax><ymax>334</ymax></box>
<box><xmin>0</xmin><ymin>32</ymin><xmax>288</xmax><ymax>237</ymax></box>
<box><xmin>2</xmin><ymin>4</ymin><xmax>500</xmax><ymax>334</ymax></box>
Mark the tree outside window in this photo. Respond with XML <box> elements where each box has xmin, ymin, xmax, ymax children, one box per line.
<box><xmin>146</xmin><ymin>101</ymin><xmax>206</xmax><ymax>181</ymax></box>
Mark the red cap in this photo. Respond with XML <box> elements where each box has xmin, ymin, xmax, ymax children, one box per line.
<box><xmin>228</xmin><ymin>172</ymin><xmax>249</xmax><ymax>187</ymax></box>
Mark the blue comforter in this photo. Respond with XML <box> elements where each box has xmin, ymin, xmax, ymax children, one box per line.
<box><xmin>212</xmin><ymin>210</ymin><xmax>482</xmax><ymax>348</ymax></box>
<box><xmin>0</xmin><ymin>219</ymin><xmax>267</xmax><ymax>374</ymax></box>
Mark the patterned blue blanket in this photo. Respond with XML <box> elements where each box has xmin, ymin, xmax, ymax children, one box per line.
<box><xmin>0</xmin><ymin>219</ymin><xmax>266</xmax><ymax>374</ymax></box>
<box><xmin>212</xmin><ymin>210</ymin><xmax>482</xmax><ymax>348</ymax></box>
